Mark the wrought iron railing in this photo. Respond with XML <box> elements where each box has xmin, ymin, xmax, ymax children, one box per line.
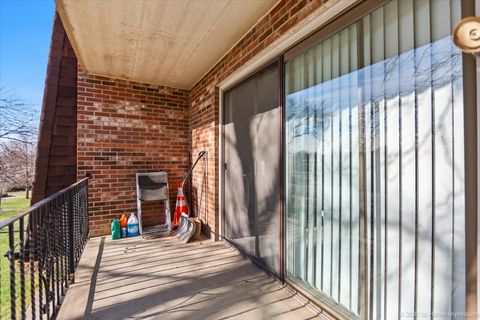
<box><xmin>0</xmin><ymin>178</ymin><xmax>89</xmax><ymax>319</ymax></box>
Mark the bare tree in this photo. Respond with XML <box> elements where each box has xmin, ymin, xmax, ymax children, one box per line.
<box><xmin>0</xmin><ymin>86</ymin><xmax>38</xmax><ymax>210</ymax></box>
<box><xmin>0</xmin><ymin>141</ymin><xmax>36</xmax><ymax>211</ymax></box>
<box><xmin>0</xmin><ymin>86</ymin><xmax>37</xmax><ymax>143</ymax></box>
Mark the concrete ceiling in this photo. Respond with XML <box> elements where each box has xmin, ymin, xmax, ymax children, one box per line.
<box><xmin>56</xmin><ymin>0</ymin><xmax>278</xmax><ymax>89</ymax></box>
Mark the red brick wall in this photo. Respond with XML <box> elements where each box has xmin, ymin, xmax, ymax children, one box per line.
<box><xmin>32</xmin><ymin>12</ymin><xmax>77</xmax><ymax>204</ymax></box>
<box><xmin>77</xmin><ymin>72</ymin><xmax>189</xmax><ymax>236</ymax></box>
<box><xmin>189</xmin><ymin>0</ymin><xmax>330</xmax><ymax>239</ymax></box>
<box><xmin>42</xmin><ymin>0</ymin><xmax>332</xmax><ymax>237</ymax></box>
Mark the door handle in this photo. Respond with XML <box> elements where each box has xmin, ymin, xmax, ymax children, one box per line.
<box><xmin>243</xmin><ymin>174</ymin><xmax>249</xmax><ymax>206</ymax></box>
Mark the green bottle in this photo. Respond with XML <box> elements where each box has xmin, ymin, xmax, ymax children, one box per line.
<box><xmin>111</xmin><ymin>218</ymin><xmax>120</xmax><ymax>240</ymax></box>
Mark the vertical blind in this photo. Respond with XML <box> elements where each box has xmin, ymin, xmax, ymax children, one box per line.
<box><xmin>285</xmin><ymin>0</ymin><xmax>465</xmax><ymax>318</ymax></box>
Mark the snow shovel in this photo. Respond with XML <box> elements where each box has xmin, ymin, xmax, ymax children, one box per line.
<box><xmin>176</xmin><ymin>213</ymin><xmax>196</xmax><ymax>243</ymax></box>
<box><xmin>175</xmin><ymin>151</ymin><xmax>207</xmax><ymax>243</ymax></box>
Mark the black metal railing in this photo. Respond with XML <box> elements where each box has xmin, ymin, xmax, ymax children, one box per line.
<box><xmin>0</xmin><ymin>178</ymin><xmax>89</xmax><ymax>319</ymax></box>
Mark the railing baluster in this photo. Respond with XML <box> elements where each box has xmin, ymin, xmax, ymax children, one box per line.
<box><xmin>75</xmin><ymin>191</ymin><xmax>79</xmax><ymax>265</ymax></box>
<box><xmin>76</xmin><ymin>192</ymin><xmax>80</xmax><ymax>264</ymax></box>
<box><xmin>38</xmin><ymin>207</ymin><xmax>44</xmax><ymax>318</ymax></box>
<box><xmin>61</xmin><ymin>198</ymin><xmax>67</xmax><ymax>295</ymax></box>
<box><xmin>85</xmin><ymin>182</ymin><xmax>89</xmax><ymax>241</ymax></box>
<box><xmin>52</xmin><ymin>200</ymin><xmax>58</xmax><ymax>316</ymax></box>
<box><xmin>54</xmin><ymin>199</ymin><xmax>60</xmax><ymax>313</ymax></box>
<box><xmin>19</xmin><ymin>217</ymin><xmax>26</xmax><ymax>319</ymax></box>
<box><xmin>29</xmin><ymin>211</ymin><xmax>36</xmax><ymax>320</ymax></box>
<box><xmin>8</xmin><ymin>223</ymin><xmax>16</xmax><ymax>320</ymax></box>
<box><xmin>68</xmin><ymin>191</ymin><xmax>74</xmax><ymax>276</ymax></box>
<box><xmin>59</xmin><ymin>201</ymin><xmax>63</xmax><ymax>298</ymax></box>
<box><xmin>44</xmin><ymin>204</ymin><xmax>50</xmax><ymax>319</ymax></box>
<box><xmin>76</xmin><ymin>194</ymin><xmax>80</xmax><ymax>264</ymax></box>
<box><xmin>65</xmin><ymin>198</ymin><xmax>69</xmax><ymax>288</ymax></box>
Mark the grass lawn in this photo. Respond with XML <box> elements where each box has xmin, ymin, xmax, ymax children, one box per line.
<box><xmin>0</xmin><ymin>191</ymin><xmax>32</xmax><ymax>319</ymax></box>
<box><xmin>0</xmin><ymin>191</ymin><xmax>30</xmax><ymax>219</ymax></box>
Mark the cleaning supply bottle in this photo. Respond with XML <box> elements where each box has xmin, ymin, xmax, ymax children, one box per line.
<box><xmin>111</xmin><ymin>218</ymin><xmax>120</xmax><ymax>240</ymax></box>
<box><xmin>127</xmin><ymin>212</ymin><xmax>140</xmax><ymax>237</ymax></box>
<box><xmin>119</xmin><ymin>213</ymin><xmax>128</xmax><ymax>238</ymax></box>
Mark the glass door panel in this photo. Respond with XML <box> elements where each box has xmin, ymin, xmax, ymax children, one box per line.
<box><xmin>285</xmin><ymin>0</ymin><xmax>466</xmax><ymax>317</ymax></box>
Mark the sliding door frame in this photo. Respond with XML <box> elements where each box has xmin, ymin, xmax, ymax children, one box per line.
<box><xmin>462</xmin><ymin>0</ymin><xmax>478</xmax><ymax>316</ymax></box>
<box><xmin>279</xmin><ymin>54</ymin><xmax>286</xmax><ymax>281</ymax></box>
<box><xmin>221</xmin><ymin>57</ymin><xmax>284</xmax><ymax>280</ymax></box>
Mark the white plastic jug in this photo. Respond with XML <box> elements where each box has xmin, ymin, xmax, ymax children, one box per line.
<box><xmin>127</xmin><ymin>212</ymin><xmax>140</xmax><ymax>237</ymax></box>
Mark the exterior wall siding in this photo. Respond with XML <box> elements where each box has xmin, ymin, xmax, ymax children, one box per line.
<box><xmin>77</xmin><ymin>71</ymin><xmax>189</xmax><ymax>236</ymax></box>
<box><xmin>32</xmin><ymin>12</ymin><xmax>78</xmax><ymax>204</ymax></box>
<box><xmin>189</xmin><ymin>0</ymin><xmax>331</xmax><ymax>239</ymax></box>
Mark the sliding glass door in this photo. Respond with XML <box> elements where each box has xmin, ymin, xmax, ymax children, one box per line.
<box><xmin>285</xmin><ymin>0</ymin><xmax>466</xmax><ymax>317</ymax></box>
<box><xmin>224</xmin><ymin>62</ymin><xmax>281</xmax><ymax>274</ymax></box>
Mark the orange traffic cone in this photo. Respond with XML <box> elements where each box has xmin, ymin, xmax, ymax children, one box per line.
<box><xmin>173</xmin><ymin>182</ymin><xmax>188</xmax><ymax>227</ymax></box>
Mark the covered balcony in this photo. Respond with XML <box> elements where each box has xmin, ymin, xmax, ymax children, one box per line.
<box><xmin>3</xmin><ymin>0</ymin><xmax>477</xmax><ymax>319</ymax></box>
<box><xmin>10</xmin><ymin>0</ymin><xmax>352</xmax><ymax>318</ymax></box>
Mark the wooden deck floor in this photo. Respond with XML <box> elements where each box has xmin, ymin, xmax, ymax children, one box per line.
<box><xmin>58</xmin><ymin>236</ymin><xmax>321</xmax><ymax>320</ymax></box>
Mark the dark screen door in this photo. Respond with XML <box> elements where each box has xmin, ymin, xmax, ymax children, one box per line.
<box><xmin>223</xmin><ymin>61</ymin><xmax>281</xmax><ymax>274</ymax></box>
